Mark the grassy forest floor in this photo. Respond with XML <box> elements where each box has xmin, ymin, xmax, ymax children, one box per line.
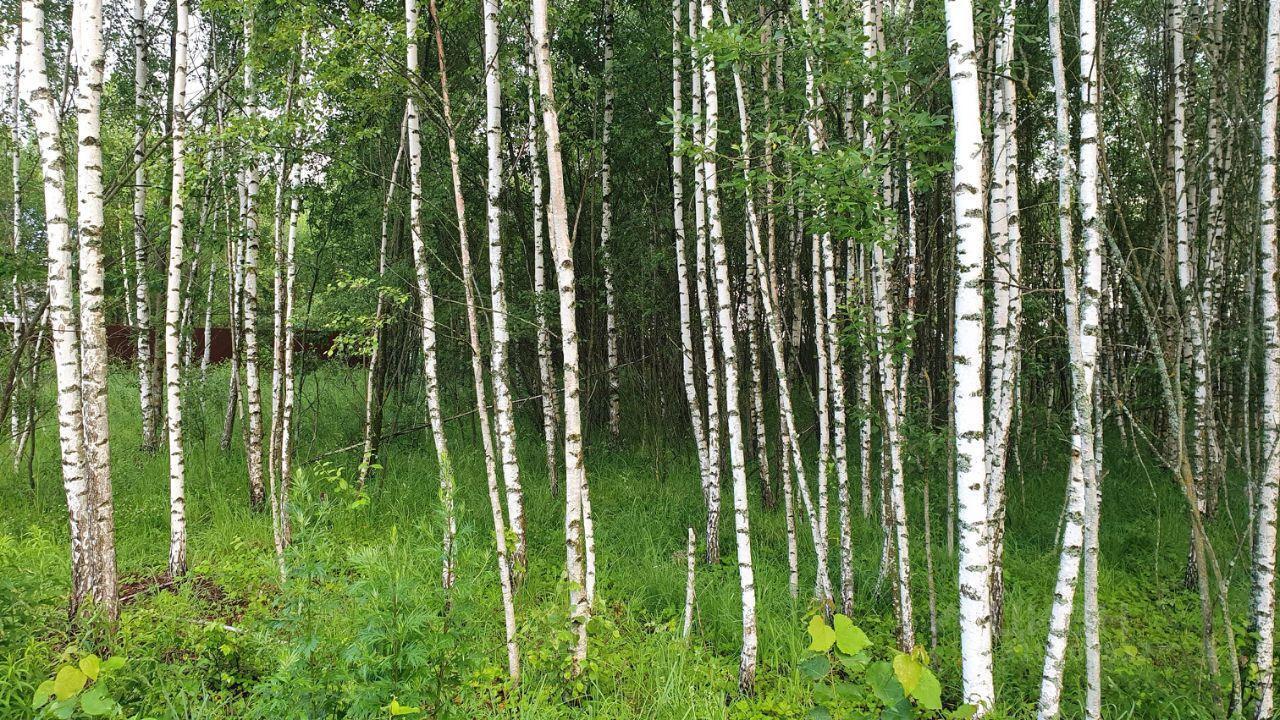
<box><xmin>0</xmin><ymin>364</ymin><xmax>1253</xmax><ymax>718</ymax></box>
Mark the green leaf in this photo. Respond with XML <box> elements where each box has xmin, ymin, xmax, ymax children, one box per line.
<box><xmin>31</xmin><ymin>679</ymin><xmax>55</xmax><ymax>709</ymax></box>
<box><xmin>807</xmin><ymin>616</ymin><xmax>836</xmax><ymax>653</ymax></box>
<box><xmin>832</xmin><ymin>614</ymin><xmax>871</xmax><ymax>656</ymax></box>
<box><xmin>808</xmin><ymin>706</ymin><xmax>833</xmax><ymax>720</ymax></box>
<box><xmin>50</xmin><ymin>697</ymin><xmax>77</xmax><ymax>720</ymax></box>
<box><xmin>913</xmin><ymin>667</ymin><xmax>942</xmax><ymax>710</ymax></box>
<box><xmin>893</xmin><ymin>652</ymin><xmax>923</xmax><ymax>694</ymax></box>
<box><xmin>880</xmin><ymin>697</ymin><xmax>914</xmax><ymax>720</ymax></box>
<box><xmin>53</xmin><ymin>666</ymin><xmax>87</xmax><ymax>701</ymax></box>
<box><xmin>101</xmin><ymin>656</ymin><xmax>124</xmax><ymax>672</ymax></box>
<box><xmin>79</xmin><ymin>654</ymin><xmax>101</xmax><ymax>681</ymax></box>
<box><xmin>79</xmin><ymin>685</ymin><xmax>116</xmax><ymax>716</ymax></box>
<box><xmin>836</xmin><ymin>650</ymin><xmax>870</xmax><ymax>673</ymax></box>
<box><xmin>867</xmin><ymin>661</ymin><xmax>905</xmax><ymax>706</ymax></box>
<box><xmin>388</xmin><ymin>698</ymin><xmax>421</xmax><ymax>716</ymax></box>
<box><xmin>950</xmin><ymin>704</ymin><xmax>978</xmax><ymax>720</ymax></box>
<box><xmin>799</xmin><ymin>654</ymin><xmax>831</xmax><ymax>680</ymax></box>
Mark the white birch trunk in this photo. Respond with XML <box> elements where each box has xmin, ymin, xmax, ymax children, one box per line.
<box><xmin>164</xmin><ymin>0</ymin><xmax>190</xmax><ymax>578</ymax></box>
<box><xmin>985</xmin><ymin>0</ymin><xmax>1022</xmax><ymax>633</ymax></box>
<box><xmin>483</xmin><ymin>0</ymin><xmax>528</xmax><ymax>573</ymax></box>
<box><xmin>683</xmin><ymin>527</ymin><xmax>696</xmax><ymax>638</ymax></box>
<box><xmin>698</xmin><ymin>0</ymin><xmax>757</xmax><ymax>689</ymax></box>
<box><xmin>240</xmin><ymin>11</ymin><xmax>266</xmax><ymax>511</ymax></box>
<box><xmin>672</xmin><ymin>0</ymin><xmax>711</xmax><ymax>517</ymax></box>
<box><xmin>449</xmin><ymin>49</ymin><xmax>521</xmax><ymax>678</ymax></box>
<box><xmin>22</xmin><ymin>0</ymin><xmax>105</xmax><ymax>620</ymax></box>
<box><xmin>133</xmin><ymin>0</ymin><xmax>158</xmax><ymax>452</ymax></box>
<box><xmin>1251</xmin><ymin>0</ymin><xmax>1280</xmax><ymax>715</ymax></box>
<box><xmin>944</xmin><ymin>0</ymin><xmax>993</xmax><ymax>709</ymax></box>
<box><xmin>72</xmin><ymin>0</ymin><xmax>118</xmax><ymax>622</ymax></box>
<box><xmin>602</xmin><ymin>0</ymin><xmax>620</xmax><ymax>441</ymax></box>
<box><xmin>417</xmin><ymin>0</ymin><xmax>459</xmax><ymax>590</ymax></box>
<box><xmin>532</xmin><ymin>0</ymin><xmax>593</xmax><ymax>674</ymax></box>
<box><xmin>689</xmin><ymin>0</ymin><xmax>722</xmax><ymax>564</ymax></box>
<box><xmin>528</xmin><ymin>45</ymin><xmax>560</xmax><ymax>493</ymax></box>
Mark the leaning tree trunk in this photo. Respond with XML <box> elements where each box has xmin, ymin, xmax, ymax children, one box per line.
<box><xmin>943</xmin><ymin>0</ymin><xmax>994</xmax><ymax>710</ymax></box>
<box><xmin>532</xmin><ymin>0</ymin><xmax>593</xmax><ymax>675</ymax></box>
<box><xmin>359</xmin><ymin>112</ymin><xmax>406</xmax><ymax>488</ymax></box>
<box><xmin>163</xmin><ymin>0</ymin><xmax>190</xmax><ymax>578</ymax></box>
<box><xmin>415</xmin><ymin>0</ymin><xmax>459</xmax><ymax>591</ymax></box>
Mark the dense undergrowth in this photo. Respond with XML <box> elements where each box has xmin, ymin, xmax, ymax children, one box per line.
<box><xmin>0</xmin><ymin>364</ymin><xmax>1248</xmax><ymax>718</ymax></box>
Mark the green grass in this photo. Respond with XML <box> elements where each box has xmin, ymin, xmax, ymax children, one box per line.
<box><xmin>0</xmin><ymin>363</ymin><xmax>1249</xmax><ymax>718</ymax></box>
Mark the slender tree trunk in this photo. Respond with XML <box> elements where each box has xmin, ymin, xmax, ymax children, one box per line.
<box><xmin>163</xmin><ymin>0</ymin><xmax>190</xmax><ymax>578</ymax></box>
<box><xmin>417</xmin><ymin>0</ymin><xmax>459</xmax><ymax>591</ymax></box>
<box><xmin>134</xmin><ymin>0</ymin><xmax>158</xmax><ymax>453</ymax></box>
<box><xmin>482</xmin><ymin>0</ymin><xmax>528</xmax><ymax>575</ymax></box>
<box><xmin>528</xmin><ymin>45</ymin><xmax>560</xmax><ymax>494</ymax></box>
<box><xmin>1251</xmin><ymin>0</ymin><xmax>1280</xmax><ymax>715</ymax></box>
<box><xmin>689</xmin><ymin>2</ymin><xmax>722</xmax><ymax>565</ymax></box>
<box><xmin>944</xmin><ymin>0</ymin><xmax>993</xmax><ymax>709</ymax></box>
<box><xmin>240</xmin><ymin>11</ymin><xmax>266</xmax><ymax>511</ymax></box>
<box><xmin>985</xmin><ymin>0</ymin><xmax>1023</xmax><ymax>637</ymax></box>
<box><xmin>698</xmin><ymin>0</ymin><xmax>758</xmax><ymax>690</ymax></box>
<box><xmin>672</xmin><ymin>0</ymin><xmax>711</xmax><ymax>523</ymax></box>
<box><xmin>532</xmin><ymin>0</ymin><xmax>593</xmax><ymax>675</ymax></box>
<box><xmin>602</xmin><ymin>0</ymin><xmax>620</xmax><ymax>441</ymax></box>
<box><xmin>359</xmin><ymin>113</ymin><xmax>407</xmax><ymax>487</ymax></box>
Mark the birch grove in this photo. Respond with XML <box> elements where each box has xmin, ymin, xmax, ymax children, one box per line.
<box><xmin>4</xmin><ymin>0</ymin><xmax>1279</xmax><ymax>717</ymax></box>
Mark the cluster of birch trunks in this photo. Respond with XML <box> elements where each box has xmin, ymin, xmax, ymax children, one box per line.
<box><xmin>6</xmin><ymin>0</ymin><xmax>1280</xmax><ymax>717</ymax></box>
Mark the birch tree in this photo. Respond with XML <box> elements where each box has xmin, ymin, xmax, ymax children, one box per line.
<box><xmin>697</xmin><ymin>0</ymin><xmax>757</xmax><ymax>689</ymax></box>
<box><xmin>531</xmin><ymin>0</ymin><xmax>594</xmax><ymax>673</ymax></box>
<box><xmin>22</xmin><ymin>0</ymin><xmax>117</xmax><ymax>621</ymax></box>
<box><xmin>601</xmin><ymin>0</ymin><xmax>620</xmax><ymax>441</ymax></box>
<box><xmin>416</xmin><ymin>0</ymin><xmax>459</xmax><ymax>590</ymax></box>
<box><xmin>944</xmin><ymin>0</ymin><xmax>994</xmax><ymax>709</ymax></box>
<box><xmin>72</xmin><ymin>0</ymin><xmax>118</xmax><ymax>622</ymax></box>
<box><xmin>483</xmin><ymin>0</ymin><xmax>528</xmax><ymax>571</ymax></box>
<box><xmin>133</xmin><ymin>0</ymin><xmax>158</xmax><ymax>452</ymax></box>
<box><xmin>527</xmin><ymin>45</ymin><xmax>560</xmax><ymax>492</ymax></box>
<box><xmin>241</xmin><ymin>10</ymin><xmax>266</xmax><ymax>510</ymax></box>
<box><xmin>1251</xmin><ymin>0</ymin><xmax>1280</xmax><ymax>714</ymax></box>
<box><xmin>164</xmin><ymin>0</ymin><xmax>190</xmax><ymax>578</ymax></box>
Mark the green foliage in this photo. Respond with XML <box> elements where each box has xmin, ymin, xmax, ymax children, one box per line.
<box><xmin>801</xmin><ymin>614</ymin><xmax>971</xmax><ymax>720</ymax></box>
<box><xmin>31</xmin><ymin>651</ymin><xmax>129</xmax><ymax>719</ymax></box>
